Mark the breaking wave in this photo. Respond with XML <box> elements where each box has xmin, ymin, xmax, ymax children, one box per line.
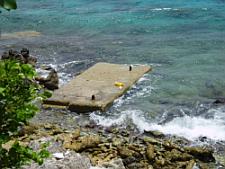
<box><xmin>90</xmin><ymin>106</ymin><xmax>225</xmax><ymax>141</ymax></box>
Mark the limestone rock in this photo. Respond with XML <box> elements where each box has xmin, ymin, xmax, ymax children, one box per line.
<box><xmin>22</xmin><ymin>152</ymin><xmax>91</xmax><ymax>169</ymax></box>
<box><xmin>143</xmin><ymin>137</ymin><xmax>160</xmax><ymax>145</ymax></box>
<box><xmin>64</xmin><ymin>135</ymin><xmax>101</xmax><ymax>152</ymax></box>
<box><xmin>72</xmin><ymin>128</ymin><xmax>81</xmax><ymax>139</ymax></box>
<box><xmin>146</xmin><ymin>144</ymin><xmax>155</xmax><ymax>161</ymax></box>
<box><xmin>97</xmin><ymin>158</ymin><xmax>126</xmax><ymax>169</ymax></box>
<box><xmin>186</xmin><ymin>160</ymin><xmax>195</xmax><ymax>169</ymax></box>
<box><xmin>118</xmin><ymin>146</ymin><xmax>136</xmax><ymax>158</ymax></box>
<box><xmin>164</xmin><ymin>149</ymin><xmax>192</xmax><ymax>161</ymax></box>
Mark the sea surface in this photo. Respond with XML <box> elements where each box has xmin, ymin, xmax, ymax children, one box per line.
<box><xmin>1</xmin><ymin>0</ymin><xmax>225</xmax><ymax>143</ymax></box>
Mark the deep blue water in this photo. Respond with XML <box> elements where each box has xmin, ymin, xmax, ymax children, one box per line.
<box><xmin>1</xmin><ymin>0</ymin><xmax>225</xmax><ymax>141</ymax></box>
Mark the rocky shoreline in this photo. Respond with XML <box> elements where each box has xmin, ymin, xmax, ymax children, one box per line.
<box><xmin>1</xmin><ymin>48</ymin><xmax>225</xmax><ymax>169</ymax></box>
<box><xmin>5</xmin><ymin>107</ymin><xmax>221</xmax><ymax>169</ymax></box>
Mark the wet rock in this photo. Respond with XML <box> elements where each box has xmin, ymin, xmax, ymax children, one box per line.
<box><xmin>146</xmin><ymin>144</ymin><xmax>155</xmax><ymax>161</ymax></box>
<box><xmin>1</xmin><ymin>48</ymin><xmax>37</xmax><ymax>67</ymax></box>
<box><xmin>1</xmin><ymin>51</ymin><xmax>10</xmax><ymax>59</ymax></box>
<box><xmin>21</xmin><ymin>48</ymin><xmax>30</xmax><ymax>58</ymax></box>
<box><xmin>35</xmin><ymin>67</ymin><xmax>59</xmax><ymax>90</ymax></box>
<box><xmin>213</xmin><ymin>153</ymin><xmax>225</xmax><ymax>167</ymax></box>
<box><xmin>105</xmin><ymin>126</ymin><xmax>119</xmax><ymax>134</ymax></box>
<box><xmin>163</xmin><ymin>140</ymin><xmax>183</xmax><ymax>151</ymax></box>
<box><xmin>144</xmin><ymin>130</ymin><xmax>165</xmax><ymax>138</ymax></box>
<box><xmin>26</xmin><ymin>56</ymin><xmax>37</xmax><ymax>67</ymax></box>
<box><xmin>169</xmin><ymin>136</ymin><xmax>191</xmax><ymax>146</ymax></box>
<box><xmin>184</xmin><ymin>146</ymin><xmax>215</xmax><ymax>162</ymax></box>
<box><xmin>213</xmin><ymin>98</ymin><xmax>225</xmax><ymax>104</ymax></box>
<box><xmin>143</xmin><ymin>136</ymin><xmax>160</xmax><ymax>145</ymax></box>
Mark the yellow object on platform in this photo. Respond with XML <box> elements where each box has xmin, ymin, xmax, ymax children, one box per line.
<box><xmin>114</xmin><ymin>82</ymin><xmax>124</xmax><ymax>88</ymax></box>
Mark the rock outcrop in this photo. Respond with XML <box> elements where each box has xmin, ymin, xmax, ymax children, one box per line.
<box><xmin>1</xmin><ymin>48</ymin><xmax>37</xmax><ymax>67</ymax></box>
<box><xmin>18</xmin><ymin>123</ymin><xmax>216</xmax><ymax>169</ymax></box>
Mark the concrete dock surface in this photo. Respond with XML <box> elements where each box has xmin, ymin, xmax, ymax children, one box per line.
<box><xmin>44</xmin><ymin>62</ymin><xmax>151</xmax><ymax>112</ymax></box>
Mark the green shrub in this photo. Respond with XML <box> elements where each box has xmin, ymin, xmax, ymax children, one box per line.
<box><xmin>0</xmin><ymin>60</ymin><xmax>38</xmax><ymax>138</ymax></box>
<box><xmin>0</xmin><ymin>0</ymin><xmax>17</xmax><ymax>10</ymax></box>
<box><xmin>0</xmin><ymin>59</ymin><xmax>50</xmax><ymax>168</ymax></box>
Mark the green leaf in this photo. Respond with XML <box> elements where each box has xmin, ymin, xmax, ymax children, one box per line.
<box><xmin>0</xmin><ymin>0</ymin><xmax>17</xmax><ymax>10</ymax></box>
<box><xmin>0</xmin><ymin>87</ymin><xmax>5</xmax><ymax>94</ymax></box>
<box><xmin>21</xmin><ymin>64</ymin><xmax>36</xmax><ymax>79</ymax></box>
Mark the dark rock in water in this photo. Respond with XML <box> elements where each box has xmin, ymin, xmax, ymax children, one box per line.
<box><xmin>21</xmin><ymin>48</ymin><xmax>37</xmax><ymax>67</ymax></box>
<box><xmin>26</xmin><ymin>55</ymin><xmax>37</xmax><ymax>67</ymax></box>
<box><xmin>1</xmin><ymin>51</ymin><xmax>10</xmax><ymax>60</ymax></box>
<box><xmin>213</xmin><ymin>98</ymin><xmax>225</xmax><ymax>104</ymax></box>
<box><xmin>1</xmin><ymin>48</ymin><xmax>37</xmax><ymax>67</ymax></box>
<box><xmin>199</xmin><ymin>136</ymin><xmax>208</xmax><ymax>142</ymax></box>
<box><xmin>36</xmin><ymin>68</ymin><xmax>59</xmax><ymax>90</ymax></box>
<box><xmin>21</xmin><ymin>48</ymin><xmax>30</xmax><ymax>58</ymax></box>
<box><xmin>184</xmin><ymin>146</ymin><xmax>215</xmax><ymax>162</ymax></box>
<box><xmin>1</xmin><ymin>48</ymin><xmax>57</xmax><ymax>90</ymax></box>
<box><xmin>144</xmin><ymin>130</ymin><xmax>165</xmax><ymax>138</ymax></box>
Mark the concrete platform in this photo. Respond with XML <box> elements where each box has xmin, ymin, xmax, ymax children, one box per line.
<box><xmin>44</xmin><ymin>62</ymin><xmax>151</xmax><ymax>112</ymax></box>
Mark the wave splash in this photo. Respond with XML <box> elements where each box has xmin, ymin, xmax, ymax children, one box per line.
<box><xmin>90</xmin><ymin>107</ymin><xmax>225</xmax><ymax>141</ymax></box>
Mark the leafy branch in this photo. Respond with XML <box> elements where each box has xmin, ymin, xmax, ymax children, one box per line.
<box><xmin>0</xmin><ymin>0</ymin><xmax>17</xmax><ymax>10</ymax></box>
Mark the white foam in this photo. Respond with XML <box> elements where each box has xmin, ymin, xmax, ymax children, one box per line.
<box><xmin>58</xmin><ymin>60</ymin><xmax>89</xmax><ymax>69</ymax></box>
<box><xmin>90</xmin><ymin>110</ymin><xmax>129</xmax><ymax>127</ymax></box>
<box><xmin>152</xmin><ymin>8</ymin><xmax>177</xmax><ymax>11</ymax></box>
<box><xmin>90</xmin><ymin>108</ymin><xmax>225</xmax><ymax>141</ymax></box>
<box><xmin>148</xmin><ymin>115</ymin><xmax>225</xmax><ymax>141</ymax></box>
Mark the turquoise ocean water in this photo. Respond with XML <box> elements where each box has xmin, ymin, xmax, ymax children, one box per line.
<box><xmin>1</xmin><ymin>0</ymin><xmax>225</xmax><ymax>141</ymax></box>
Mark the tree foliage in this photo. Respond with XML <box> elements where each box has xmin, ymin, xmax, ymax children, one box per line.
<box><xmin>0</xmin><ymin>59</ymin><xmax>50</xmax><ymax>168</ymax></box>
<box><xmin>0</xmin><ymin>60</ymin><xmax>38</xmax><ymax>138</ymax></box>
<box><xmin>0</xmin><ymin>0</ymin><xmax>17</xmax><ymax>10</ymax></box>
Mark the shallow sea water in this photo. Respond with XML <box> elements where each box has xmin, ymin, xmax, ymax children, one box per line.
<box><xmin>1</xmin><ymin>0</ymin><xmax>225</xmax><ymax>142</ymax></box>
